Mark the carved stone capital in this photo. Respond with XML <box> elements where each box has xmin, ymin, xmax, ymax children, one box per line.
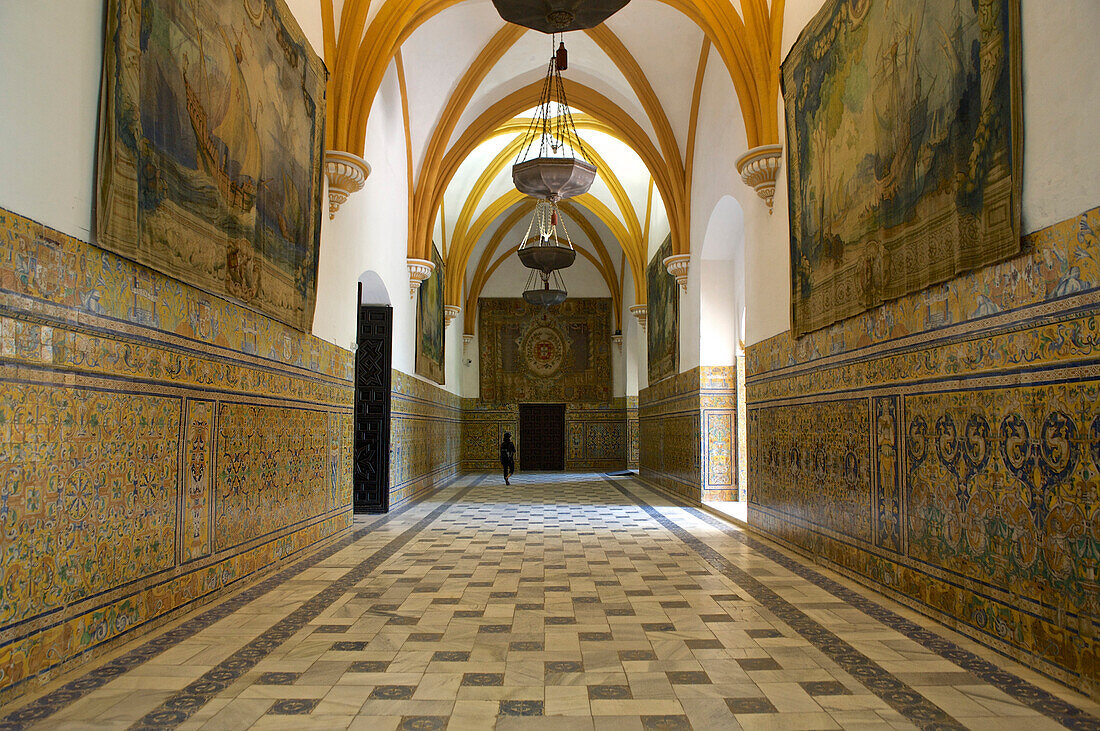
<box><xmin>611</xmin><ymin>334</ymin><xmax>623</xmax><ymax>351</ymax></box>
<box><xmin>325</xmin><ymin>150</ymin><xmax>370</xmax><ymax>219</ymax></box>
<box><xmin>407</xmin><ymin>258</ymin><xmax>435</xmax><ymax>299</ymax></box>
<box><xmin>735</xmin><ymin>144</ymin><xmax>783</xmax><ymax>212</ymax></box>
<box><xmin>444</xmin><ymin>304</ymin><xmax>461</xmax><ymax>327</ymax></box>
<box><xmin>628</xmin><ymin>304</ymin><xmax>648</xmax><ymax>332</ymax></box>
<box><xmin>662</xmin><ymin>254</ymin><xmax>690</xmax><ymax>292</ymax></box>
<box><xmin>462</xmin><ymin>334</ymin><xmax>475</xmax><ymax>351</ymax></box>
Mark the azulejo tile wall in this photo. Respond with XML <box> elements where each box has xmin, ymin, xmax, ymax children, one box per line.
<box><xmin>461</xmin><ymin>398</ymin><xmax>628</xmax><ymax>472</ymax></box>
<box><xmin>745</xmin><ymin>206</ymin><xmax>1100</xmax><ymax>699</ymax></box>
<box><xmin>638</xmin><ymin>366</ymin><xmax>738</xmax><ymax>502</ymax></box>
<box><xmin>389</xmin><ymin>370</ymin><xmax>461</xmax><ymax>507</ymax></box>
<box><xmin>626</xmin><ymin>395</ymin><xmax>639</xmax><ymax>470</ymax></box>
<box><xmin>0</xmin><ymin>207</ymin><xmax>353</xmax><ymax>704</ymax></box>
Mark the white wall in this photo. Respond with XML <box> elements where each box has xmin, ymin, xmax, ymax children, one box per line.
<box><xmin>699</xmin><ymin>197</ymin><xmax>746</xmax><ymax>364</ymax></box>
<box><xmin>312</xmin><ymin>59</ymin><xmax>470</xmax><ymax>395</ymax></box>
<box><xmin>683</xmin><ymin>46</ymin><xmax>774</xmax><ymax>364</ymax></box>
<box><xmin>0</xmin><ymin>0</ymin><xmax>326</xmax><ymax>244</ymax></box>
<box><xmin>0</xmin><ymin>1</ymin><xmax>105</xmax><ymax>241</ymax></box>
<box><xmin>1018</xmin><ymin>0</ymin><xmax>1100</xmax><ymax>231</ymax></box>
<box><xmin>623</xmin><ymin>265</ymin><xmax>641</xmax><ymax>397</ymax></box>
<box><xmin>313</xmin><ymin>61</ymin><xmax>411</xmax><ymax>354</ymax></box>
<box><xmin>284</xmin><ymin>0</ymin><xmax>325</xmax><ymax>60</ymax></box>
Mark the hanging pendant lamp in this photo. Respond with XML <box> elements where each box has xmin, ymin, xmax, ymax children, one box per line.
<box><xmin>511</xmin><ymin>36</ymin><xmax>596</xmax><ymax>202</ymax></box>
<box><xmin>517</xmin><ymin>198</ymin><xmax>577</xmax><ymax>274</ymax></box>
<box><xmin>491</xmin><ymin>0</ymin><xmax>632</xmax><ymax>33</ymax></box>
<box><xmin>518</xmin><ymin>198</ymin><xmax>575</xmax><ymax>306</ymax></box>
<box><xmin>522</xmin><ymin>267</ymin><xmax>569</xmax><ymax>307</ymax></box>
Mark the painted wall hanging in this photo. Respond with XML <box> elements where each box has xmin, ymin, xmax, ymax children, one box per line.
<box><xmin>647</xmin><ymin>236</ymin><xmax>679</xmax><ymax>384</ymax></box>
<box><xmin>96</xmin><ymin>0</ymin><xmax>326</xmax><ymax>332</ymax></box>
<box><xmin>783</xmin><ymin>0</ymin><xmax>1021</xmax><ymax>338</ymax></box>
<box><xmin>416</xmin><ymin>244</ymin><xmax>446</xmax><ymax>384</ymax></box>
<box><xmin>478</xmin><ymin>298</ymin><xmax>611</xmax><ymax>404</ymax></box>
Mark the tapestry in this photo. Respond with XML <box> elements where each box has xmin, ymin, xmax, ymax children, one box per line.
<box><xmin>415</xmin><ymin>244</ymin><xmax>445</xmax><ymax>384</ymax></box>
<box><xmin>478</xmin><ymin>298</ymin><xmax>611</xmax><ymax>404</ymax></box>
<box><xmin>783</xmin><ymin>0</ymin><xmax>1021</xmax><ymax>338</ymax></box>
<box><xmin>647</xmin><ymin>236</ymin><xmax>679</xmax><ymax>383</ymax></box>
<box><xmin>96</xmin><ymin>0</ymin><xmax>326</xmax><ymax>332</ymax></box>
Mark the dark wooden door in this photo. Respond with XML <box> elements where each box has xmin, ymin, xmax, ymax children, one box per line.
<box><xmin>353</xmin><ymin>303</ymin><xmax>392</xmax><ymax>513</ymax></box>
<box><xmin>519</xmin><ymin>404</ymin><xmax>565</xmax><ymax>470</ymax></box>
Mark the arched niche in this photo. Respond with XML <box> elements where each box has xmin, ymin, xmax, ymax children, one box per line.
<box><xmin>358</xmin><ymin>270</ymin><xmax>391</xmax><ymax>306</ymax></box>
<box><xmin>699</xmin><ymin>196</ymin><xmax>746</xmax><ymax>365</ymax></box>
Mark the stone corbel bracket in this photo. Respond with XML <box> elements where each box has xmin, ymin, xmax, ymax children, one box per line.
<box><xmin>462</xmin><ymin>334</ymin><xmax>475</xmax><ymax>352</ymax></box>
<box><xmin>325</xmin><ymin>151</ymin><xmax>371</xmax><ymax>219</ymax></box>
<box><xmin>408</xmin><ymin>258</ymin><xmax>435</xmax><ymax>299</ymax></box>
<box><xmin>611</xmin><ymin>334</ymin><xmax>623</xmax><ymax>351</ymax></box>
<box><xmin>628</xmin><ymin>304</ymin><xmax>648</xmax><ymax>332</ymax></box>
<box><xmin>735</xmin><ymin>144</ymin><xmax>783</xmax><ymax>212</ymax></box>
<box><xmin>444</xmin><ymin>305</ymin><xmax>461</xmax><ymax>327</ymax></box>
<box><xmin>663</xmin><ymin>254</ymin><xmax>690</xmax><ymax>292</ymax></box>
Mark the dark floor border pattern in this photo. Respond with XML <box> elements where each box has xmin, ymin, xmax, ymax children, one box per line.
<box><xmin>126</xmin><ymin>476</ymin><xmax>483</xmax><ymax>730</ymax></box>
<box><xmin>601</xmin><ymin>475</ymin><xmax>970</xmax><ymax>730</ymax></box>
<box><xmin>623</xmin><ymin>476</ymin><xmax>1100</xmax><ymax>730</ymax></box>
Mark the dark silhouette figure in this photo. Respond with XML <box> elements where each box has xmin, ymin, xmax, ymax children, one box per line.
<box><xmin>500</xmin><ymin>432</ymin><xmax>516</xmax><ymax>485</ymax></box>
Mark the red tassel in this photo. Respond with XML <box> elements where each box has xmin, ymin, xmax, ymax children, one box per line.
<box><xmin>556</xmin><ymin>42</ymin><xmax>568</xmax><ymax>71</ymax></box>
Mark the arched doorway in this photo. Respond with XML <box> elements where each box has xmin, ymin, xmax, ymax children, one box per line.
<box><xmin>699</xmin><ymin>196</ymin><xmax>748</xmax><ymax>513</ymax></box>
<box><xmin>354</xmin><ymin>271</ymin><xmax>393</xmax><ymax>513</ymax></box>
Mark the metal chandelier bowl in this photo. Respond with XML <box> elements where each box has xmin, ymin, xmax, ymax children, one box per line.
<box><xmin>518</xmin><ymin>241</ymin><xmax>577</xmax><ymax>274</ymax></box>
<box><xmin>523</xmin><ymin>287</ymin><xmax>568</xmax><ymax>307</ymax></box>
<box><xmin>491</xmin><ymin>0</ymin><xmax>632</xmax><ymax>33</ymax></box>
<box><xmin>510</xmin><ymin>35</ymin><xmax>597</xmax><ymax>202</ymax></box>
<box><xmin>523</xmin><ymin>266</ymin><xmax>569</xmax><ymax>307</ymax></box>
<box><xmin>512</xmin><ymin>156</ymin><xmax>597</xmax><ymax>201</ymax></box>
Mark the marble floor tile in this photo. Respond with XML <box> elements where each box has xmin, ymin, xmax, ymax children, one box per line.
<box><xmin>4</xmin><ymin>473</ymin><xmax>1098</xmax><ymax>731</ymax></box>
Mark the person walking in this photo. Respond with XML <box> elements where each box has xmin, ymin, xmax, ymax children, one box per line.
<box><xmin>500</xmin><ymin>432</ymin><xmax>516</xmax><ymax>485</ymax></box>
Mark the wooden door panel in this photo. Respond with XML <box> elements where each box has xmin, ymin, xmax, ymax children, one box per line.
<box><xmin>519</xmin><ymin>404</ymin><xmax>565</xmax><ymax>470</ymax></box>
<box><xmin>354</xmin><ymin>305</ymin><xmax>392</xmax><ymax>513</ymax></box>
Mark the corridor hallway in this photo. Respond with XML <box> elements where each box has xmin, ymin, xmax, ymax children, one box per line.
<box><xmin>3</xmin><ymin>474</ymin><xmax>1098</xmax><ymax>731</ymax></box>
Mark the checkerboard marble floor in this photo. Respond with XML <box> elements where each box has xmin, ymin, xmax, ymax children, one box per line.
<box><xmin>3</xmin><ymin>473</ymin><xmax>1099</xmax><ymax>730</ymax></box>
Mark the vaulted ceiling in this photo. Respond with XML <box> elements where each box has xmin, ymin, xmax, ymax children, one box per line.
<box><xmin>319</xmin><ymin>0</ymin><xmax>785</xmax><ymax>333</ymax></box>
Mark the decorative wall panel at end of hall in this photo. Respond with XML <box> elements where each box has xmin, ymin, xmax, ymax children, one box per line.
<box><xmin>744</xmin><ymin>206</ymin><xmax>1100</xmax><ymax>699</ymax></box>
<box><xmin>461</xmin><ymin>398</ymin><xmax>629</xmax><ymax>472</ymax></box>
<box><xmin>0</xmin><ymin>206</ymin><xmax>353</xmax><ymax>704</ymax></box>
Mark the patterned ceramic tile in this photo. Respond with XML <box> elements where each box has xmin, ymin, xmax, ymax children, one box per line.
<box><xmin>638</xmin><ymin>366</ymin><xmax>737</xmax><ymax>502</ymax></box>
<box><xmin>743</xmin><ymin>208</ymin><xmax>1100</xmax><ymax>697</ymax></box>
<box><xmin>0</xmin><ymin>207</ymin><xmax>354</xmax><ymax>705</ymax></box>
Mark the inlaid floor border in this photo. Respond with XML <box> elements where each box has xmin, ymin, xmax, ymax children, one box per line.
<box><xmin>0</xmin><ymin>475</ymin><xmax>479</xmax><ymax>730</ymax></box>
<box><xmin>621</xmin><ymin>476</ymin><xmax>1100</xmax><ymax>730</ymax></box>
<box><xmin>126</xmin><ymin>477</ymin><xmax>483</xmax><ymax>730</ymax></box>
<box><xmin>601</xmin><ymin>475</ymin><xmax>973</xmax><ymax>731</ymax></box>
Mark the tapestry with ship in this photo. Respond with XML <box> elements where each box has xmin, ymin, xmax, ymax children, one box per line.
<box><xmin>96</xmin><ymin>0</ymin><xmax>326</xmax><ymax>333</ymax></box>
<box><xmin>783</xmin><ymin>0</ymin><xmax>1021</xmax><ymax>338</ymax></box>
